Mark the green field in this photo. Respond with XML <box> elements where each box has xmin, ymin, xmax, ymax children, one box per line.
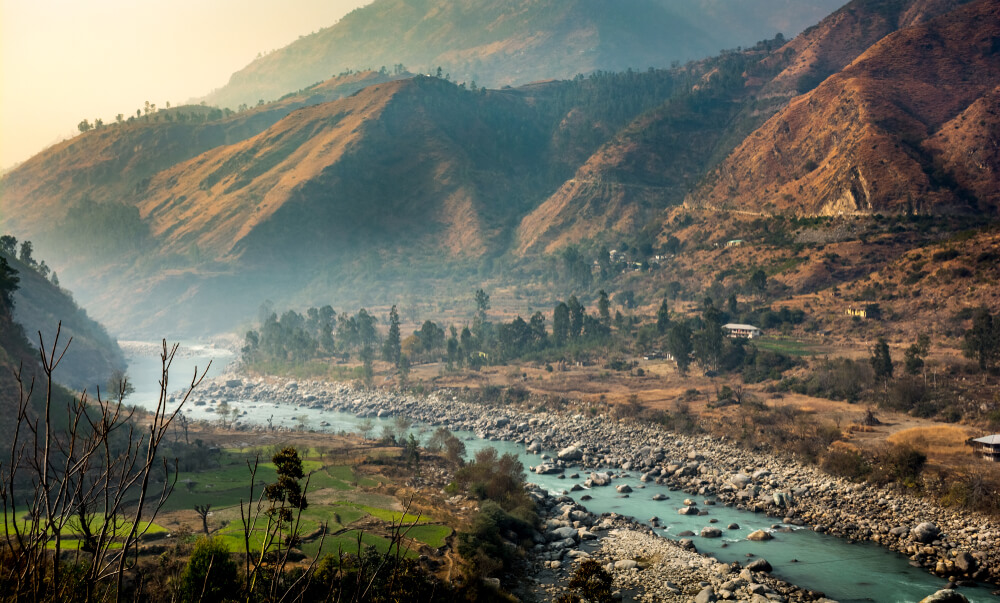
<box><xmin>160</xmin><ymin>448</ymin><xmax>441</xmax><ymax>560</ymax></box>
<box><xmin>754</xmin><ymin>337</ymin><xmax>821</xmax><ymax>357</ymax></box>
<box><xmin>404</xmin><ymin>524</ymin><xmax>452</xmax><ymax>548</ymax></box>
<box><xmin>300</xmin><ymin>529</ymin><xmax>401</xmax><ymax>559</ymax></box>
<box><xmin>4</xmin><ymin>514</ymin><xmax>166</xmax><ymax>551</ymax></box>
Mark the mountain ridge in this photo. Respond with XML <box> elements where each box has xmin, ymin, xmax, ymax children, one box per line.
<box><xmin>200</xmin><ymin>0</ymin><xmax>844</xmax><ymax>110</ymax></box>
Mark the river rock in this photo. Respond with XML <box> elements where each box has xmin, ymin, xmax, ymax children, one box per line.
<box><xmin>918</xmin><ymin>590</ymin><xmax>969</xmax><ymax>603</ymax></box>
<box><xmin>912</xmin><ymin>522</ymin><xmax>941</xmax><ymax>544</ymax></box>
<box><xmin>550</xmin><ymin>526</ymin><xmax>578</xmax><ymax>541</ymax></box>
<box><xmin>614</xmin><ymin>559</ymin><xmax>638</xmax><ymax>570</ymax></box>
<box><xmin>953</xmin><ymin>551</ymin><xmax>977</xmax><ymax>574</ymax></box>
<box><xmin>746</xmin><ymin>558</ymin><xmax>772</xmax><ymax>573</ymax></box>
<box><xmin>747</xmin><ymin>529</ymin><xmax>773</xmax><ymax>541</ymax></box>
<box><xmin>617</xmin><ymin>484</ymin><xmax>633</xmax><ymax>494</ymax></box>
<box><xmin>587</xmin><ymin>472</ymin><xmax>612</xmax><ymax>487</ymax></box>
<box><xmin>652</xmin><ymin>493</ymin><xmax>667</xmax><ymax>501</ymax></box>
<box><xmin>701</xmin><ymin>527</ymin><xmax>723</xmax><ymax>538</ymax></box>
<box><xmin>679</xmin><ymin>506</ymin><xmax>699</xmax><ymax>515</ymax></box>
<box><xmin>694</xmin><ymin>587</ymin><xmax>717</xmax><ymax>603</ymax></box>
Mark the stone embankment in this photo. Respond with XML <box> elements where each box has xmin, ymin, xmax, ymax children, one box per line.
<box><xmin>184</xmin><ymin>377</ymin><xmax>1000</xmax><ymax>593</ymax></box>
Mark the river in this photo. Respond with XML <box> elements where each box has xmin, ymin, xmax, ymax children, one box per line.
<box><xmin>123</xmin><ymin>342</ymin><xmax>999</xmax><ymax>603</ymax></box>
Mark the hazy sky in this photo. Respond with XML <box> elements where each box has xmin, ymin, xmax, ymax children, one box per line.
<box><xmin>0</xmin><ymin>0</ymin><xmax>370</xmax><ymax>169</ymax></box>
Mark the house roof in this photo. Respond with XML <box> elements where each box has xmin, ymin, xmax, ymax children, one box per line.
<box><xmin>973</xmin><ymin>435</ymin><xmax>1000</xmax><ymax>445</ymax></box>
<box><xmin>723</xmin><ymin>323</ymin><xmax>760</xmax><ymax>331</ymax></box>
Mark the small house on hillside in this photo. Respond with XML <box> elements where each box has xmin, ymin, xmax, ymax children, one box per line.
<box><xmin>723</xmin><ymin>323</ymin><xmax>761</xmax><ymax>339</ymax></box>
<box><xmin>726</xmin><ymin>239</ymin><xmax>744</xmax><ymax>248</ymax></box>
<box><xmin>846</xmin><ymin>307</ymin><xmax>867</xmax><ymax>318</ymax></box>
<box><xmin>971</xmin><ymin>435</ymin><xmax>1000</xmax><ymax>462</ymax></box>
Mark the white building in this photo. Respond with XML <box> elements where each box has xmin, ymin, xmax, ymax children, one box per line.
<box><xmin>971</xmin><ymin>435</ymin><xmax>1000</xmax><ymax>462</ymax></box>
<box><xmin>723</xmin><ymin>323</ymin><xmax>761</xmax><ymax>339</ymax></box>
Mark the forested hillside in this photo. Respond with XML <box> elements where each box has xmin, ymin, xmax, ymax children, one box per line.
<box><xmin>0</xmin><ymin>236</ymin><xmax>124</xmax><ymax>391</ymax></box>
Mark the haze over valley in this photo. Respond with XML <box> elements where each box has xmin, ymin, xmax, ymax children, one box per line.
<box><xmin>2</xmin><ymin>1</ymin><xmax>1000</xmax><ymax>601</ymax></box>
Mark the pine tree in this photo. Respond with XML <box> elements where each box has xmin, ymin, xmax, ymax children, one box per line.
<box><xmin>598</xmin><ymin>290</ymin><xmax>611</xmax><ymax>325</ymax></box>
<box><xmin>870</xmin><ymin>338</ymin><xmax>894</xmax><ymax>392</ymax></box>
<box><xmin>668</xmin><ymin>323</ymin><xmax>693</xmax><ymax>375</ymax></box>
<box><xmin>656</xmin><ymin>298</ymin><xmax>670</xmax><ymax>334</ymax></box>
<box><xmin>553</xmin><ymin>302</ymin><xmax>570</xmax><ymax>345</ymax></box>
<box><xmin>383</xmin><ymin>305</ymin><xmax>402</xmax><ymax>366</ymax></box>
<box><xmin>963</xmin><ymin>309</ymin><xmax>998</xmax><ymax>371</ymax></box>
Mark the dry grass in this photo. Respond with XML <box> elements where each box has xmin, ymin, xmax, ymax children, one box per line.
<box><xmin>887</xmin><ymin>425</ymin><xmax>975</xmax><ymax>456</ymax></box>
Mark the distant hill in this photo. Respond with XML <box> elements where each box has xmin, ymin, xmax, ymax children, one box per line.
<box><xmin>0</xmin><ymin>71</ymin><xmax>409</xmax><ymax>239</ymax></box>
<box><xmin>200</xmin><ymin>0</ymin><xmax>844</xmax><ymax>110</ymax></box>
<box><xmin>685</xmin><ymin>0</ymin><xmax>1000</xmax><ymax>216</ymax></box>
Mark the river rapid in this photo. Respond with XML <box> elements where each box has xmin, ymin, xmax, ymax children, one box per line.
<box><xmin>122</xmin><ymin>342</ymin><xmax>1000</xmax><ymax>603</ymax></box>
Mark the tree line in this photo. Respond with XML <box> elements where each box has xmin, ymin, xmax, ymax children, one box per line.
<box><xmin>241</xmin><ymin>288</ymin><xmax>802</xmax><ymax>384</ymax></box>
<box><xmin>1</xmin><ymin>233</ymin><xmax>61</xmax><ymax>287</ymax></box>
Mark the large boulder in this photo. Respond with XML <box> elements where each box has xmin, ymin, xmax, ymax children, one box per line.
<box><xmin>701</xmin><ymin>527</ymin><xmax>723</xmax><ymax>538</ymax></box>
<box><xmin>558</xmin><ymin>445</ymin><xmax>583</xmax><ymax>461</ymax></box>
<box><xmin>679</xmin><ymin>506</ymin><xmax>700</xmax><ymax>515</ymax></box>
<box><xmin>614</xmin><ymin>559</ymin><xmax>638</xmax><ymax>570</ymax></box>
<box><xmin>550</xmin><ymin>526</ymin><xmax>578</xmax><ymax>541</ymax></box>
<box><xmin>616</xmin><ymin>484</ymin><xmax>633</xmax><ymax>494</ymax></box>
<box><xmin>772</xmin><ymin>491</ymin><xmax>793</xmax><ymax>507</ymax></box>
<box><xmin>730</xmin><ymin>473</ymin><xmax>751</xmax><ymax>488</ymax></box>
<box><xmin>746</xmin><ymin>558</ymin><xmax>772</xmax><ymax>573</ymax></box>
<box><xmin>918</xmin><ymin>590</ymin><xmax>969</xmax><ymax>603</ymax></box>
<box><xmin>747</xmin><ymin>529</ymin><xmax>774</xmax><ymax>541</ymax></box>
<box><xmin>953</xmin><ymin>551</ymin><xmax>977</xmax><ymax>574</ymax></box>
<box><xmin>586</xmin><ymin>472</ymin><xmax>612</xmax><ymax>487</ymax></box>
<box><xmin>694</xmin><ymin>587</ymin><xmax>717</xmax><ymax>603</ymax></box>
<box><xmin>912</xmin><ymin>522</ymin><xmax>941</xmax><ymax>544</ymax></box>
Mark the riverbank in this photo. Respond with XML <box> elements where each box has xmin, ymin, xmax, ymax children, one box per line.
<box><xmin>181</xmin><ymin>376</ymin><xmax>1000</xmax><ymax>598</ymax></box>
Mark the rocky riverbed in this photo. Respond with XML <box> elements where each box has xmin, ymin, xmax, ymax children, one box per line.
<box><xmin>524</xmin><ymin>485</ymin><xmax>838</xmax><ymax>602</ymax></box>
<box><xmin>179</xmin><ymin>377</ymin><xmax>1000</xmax><ymax>597</ymax></box>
